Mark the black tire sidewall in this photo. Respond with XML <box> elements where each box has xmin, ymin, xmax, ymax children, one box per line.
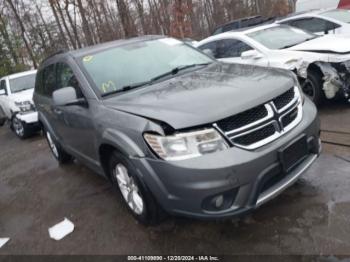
<box><xmin>304</xmin><ymin>71</ymin><xmax>325</xmax><ymax>106</ymax></box>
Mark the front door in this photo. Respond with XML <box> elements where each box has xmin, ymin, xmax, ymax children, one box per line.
<box><xmin>53</xmin><ymin>62</ymin><xmax>97</xmax><ymax>163</ymax></box>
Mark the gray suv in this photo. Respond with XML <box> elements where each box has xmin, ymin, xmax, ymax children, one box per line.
<box><xmin>33</xmin><ymin>36</ymin><xmax>321</xmax><ymax>225</ymax></box>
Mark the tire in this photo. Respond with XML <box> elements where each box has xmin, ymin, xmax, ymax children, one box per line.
<box><xmin>11</xmin><ymin>115</ymin><xmax>31</xmax><ymax>139</ymax></box>
<box><xmin>45</xmin><ymin>129</ymin><xmax>72</xmax><ymax>164</ymax></box>
<box><xmin>109</xmin><ymin>151</ymin><xmax>165</xmax><ymax>226</ymax></box>
<box><xmin>302</xmin><ymin>70</ymin><xmax>326</xmax><ymax>106</ymax></box>
<box><xmin>0</xmin><ymin>107</ymin><xmax>6</xmax><ymax>127</ymax></box>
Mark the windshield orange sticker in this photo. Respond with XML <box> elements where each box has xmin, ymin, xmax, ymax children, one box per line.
<box><xmin>83</xmin><ymin>56</ymin><xmax>93</xmax><ymax>62</ymax></box>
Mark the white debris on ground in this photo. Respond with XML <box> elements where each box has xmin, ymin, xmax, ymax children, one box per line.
<box><xmin>48</xmin><ymin>218</ymin><xmax>74</xmax><ymax>241</ymax></box>
<box><xmin>0</xmin><ymin>238</ymin><xmax>10</xmax><ymax>248</ymax></box>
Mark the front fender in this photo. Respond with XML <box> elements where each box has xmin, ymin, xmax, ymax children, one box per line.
<box><xmin>100</xmin><ymin>128</ymin><xmax>146</xmax><ymax>158</ymax></box>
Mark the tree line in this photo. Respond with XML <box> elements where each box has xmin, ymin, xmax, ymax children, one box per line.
<box><xmin>0</xmin><ymin>0</ymin><xmax>293</xmax><ymax>76</ymax></box>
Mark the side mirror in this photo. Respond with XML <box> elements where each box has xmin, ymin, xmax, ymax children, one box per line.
<box><xmin>202</xmin><ymin>49</ymin><xmax>215</xmax><ymax>58</ymax></box>
<box><xmin>0</xmin><ymin>89</ymin><xmax>5</xmax><ymax>96</ymax></box>
<box><xmin>53</xmin><ymin>87</ymin><xmax>86</xmax><ymax>107</ymax></box>
<box><xmin>241</xmin><ymin>50</ymin><xmax>263</xmax><ymax>60</ymax></box>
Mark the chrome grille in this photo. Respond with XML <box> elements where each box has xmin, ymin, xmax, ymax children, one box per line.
<box><xmin>273</xmin><ymin>88</ymin><xmax>295</xmax><ymax>111</ymax></box>
<box><xmin>216</xmin><ymin>105</ymin><xmax>268</xmax><ymax>132</ymax></box>
<box><xmin>215</xmin><ymin>87</ymin><xmax>302</xmax><ymax>150</ymax></box>
<box><xmin>233</xmin><ymin>124</ymin><xmax>276</xmax><ymax>146</ymax></box>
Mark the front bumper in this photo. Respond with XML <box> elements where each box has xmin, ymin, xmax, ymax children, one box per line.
<box><xmin>16</xmin><ymin>111</ymin><xmax>38</xmax><ymax>124</ymax></box>
<box><xmin>132</xmin><ymin>99</ymin><xmax>320</xmax><ymax>219</ymax></box>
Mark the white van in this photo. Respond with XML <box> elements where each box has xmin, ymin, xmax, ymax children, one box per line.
<box><xmin>296</xmin><ymin>0</ymin><xmax>350</xmax><ymax>12</ymax></box>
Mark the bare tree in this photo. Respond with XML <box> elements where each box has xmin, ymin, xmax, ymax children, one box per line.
<box><xmin>5</xmin><ymin>0</ymin><xmax>37</xmax><ymax>68</ymax></box>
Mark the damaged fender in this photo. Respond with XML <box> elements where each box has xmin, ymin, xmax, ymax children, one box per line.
<box><xmin>295</xmin><ymin>60</ymin><xmax>350</xmax><ymax>100</ymax></box>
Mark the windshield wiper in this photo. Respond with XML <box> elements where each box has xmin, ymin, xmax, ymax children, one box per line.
<box><xmin>101</xmin><ymin>80</ymin><xmax>152</xmax><ymax>97</ymax></box>
<box><xmin>101</xmin><ymin>63</ymin><xmax>211</xmax><ymax>97</ymax></box>
<box><xmin>151</xmin><ymin>63</ymin><xmax>211</xmax><ymax>82</ymax></box>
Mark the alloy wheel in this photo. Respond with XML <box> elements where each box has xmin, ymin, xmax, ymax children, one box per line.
<box><xmin>114</xmin><ymin>163</ymin><xmax>144</xmax><ymax>215</ymax></box>
<box><xmin>12</xmin><ymin>117</ymin><xmax>24</xmax><ymax>137</ymax></box>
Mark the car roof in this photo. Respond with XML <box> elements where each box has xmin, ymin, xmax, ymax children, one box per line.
<box><xmin>43</xmin><ymin>35</ymin><xmax>165</xmax><ymax>64</ymax></box>
<box><xmin>2</xmin><ymin>70</ymin><xmax>37</xmax><ymax>80</ymax></box>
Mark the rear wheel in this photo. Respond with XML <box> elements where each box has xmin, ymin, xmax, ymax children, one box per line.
<box><xmin>109</xmin><ymin>151</ymin><xmax>165</xmax><ymax>225</ymax></box>
<box><xmin>45</xmin><ymin>130</ymin><xmax>72</xmax><ymax>164</ymax></box>
<box><xmin>302</xmin><ymin>70</ymin><xmax>326</xmax><ymax>106</ymax></box>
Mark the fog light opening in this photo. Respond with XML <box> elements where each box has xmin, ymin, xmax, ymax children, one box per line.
<box><xmin>213</xmin><ymin>195</ymin><xmax>224</xmax><ymax>209</ymax></box>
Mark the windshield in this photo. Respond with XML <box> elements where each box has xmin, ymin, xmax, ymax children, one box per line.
<box><xmin>248</xmin><ymin>26</ymin><xmax>317</xmax><ymax>49</ymax></box>
<box><xmin>322</xmin><ymin>9</ymin><xmax>350</xmax><ymax>23</ymax></box>
<box><xmin>80</xmin><ymin>38</ymin><xmax>213</xmax><ymax>96</ymax></box>
<box><xmin>9</xmin><ymin>73</ymin><xmax>36</xmax><ymax>93</ymax></box>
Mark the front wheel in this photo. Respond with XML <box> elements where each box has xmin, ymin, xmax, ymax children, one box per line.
<box><xmin>109</xmin><ymin>151</ymin><xmax>165</xmax><ymax>225</ymax></box>
<box><xmin>302</xmin><ymin>71</ymin><xmax>326</xmax><ymax>106</ymax></box>
<box><xmin>45</xmin><ymin>130</ymin><xmax>72</xmax><ymax>164</ymax></box>
<box><xmin>12</xmin><ymin>115</ymin><xmax>30</xmax><ymax>139</ymax></box>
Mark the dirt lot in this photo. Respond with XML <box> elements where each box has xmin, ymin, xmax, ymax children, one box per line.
<box><xmin>0</xmin><ymin>102</ymin><xmax>350</xmax><ymax>256</ymax></box>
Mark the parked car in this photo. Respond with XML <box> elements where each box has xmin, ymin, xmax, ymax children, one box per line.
<box><xmin>0</xmin><ymin>70</ymin><xmax>40</xmax><ymax>138</ymax></box>
<box><xmin>196</xmin><ymin>24</ymin><xmax>350</xmax><ymax>105</ymax></box>
<box><xmin>212</xmin><ymin>16</ymin><xmax>275</xmax><ymax>35</ymax></box>
<box><xmin>278</xmin><ymin>9</ymin><xmax>350</xmax><ymax>36</ymax></box>
<box><xmin>295</xmin><ymin>0</ymin><xmax>350</xmax><ymax>12</ymax></box>
<box><xmin>34</xmin><ymin>36</ymin><xmax>320</xmax><ymax>225</ymax></box>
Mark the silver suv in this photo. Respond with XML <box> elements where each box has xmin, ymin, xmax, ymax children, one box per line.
<box><xmin>33</xmin><ymin>36</ymin><xmax>321</xmax><ymax>225</ymax></box>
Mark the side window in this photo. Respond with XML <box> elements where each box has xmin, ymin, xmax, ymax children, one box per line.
<box><xmin>215</xmin><ymin>39</ymin><xmax>253</xmax><ymax>59</ymax></box>
<box><xmin>42</xmin><ymin>64</ymin><xmax>56</xmax><ymax>97</ymax></box>
<box><xmin>198</xmin><ymin>41</ymin><xmax>218</xmax><ymax>57</ymax></box>
<box><xmin>35</xmin><ymin>70</ymin><xmax>44</xmax><ymax>95</ymax></box>
<box><xmin>289</xmin><ymin>18</ymin><xmax>340</xmax><ymax>33</ymax></box>
<box><xmin>0</xmin><ymin>80</ymin><xmax>7</xmax><ymax>95</ymax></box>
<box><xmin>56</xmin><ymin>63</ymin><xmax>83</xmax><ymax>98</ymax></box>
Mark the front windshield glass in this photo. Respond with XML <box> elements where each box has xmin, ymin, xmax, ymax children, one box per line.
<box><xmin>80</xmin><ymin>38</ymin><xmax>213</xmax><ymax>96</ymax></box>
<box><xmin>9</xmin><ymin>73</ymin><xmax>36</xmax><ymax>93</ymax></box>
<box><xmin>248</xmin><ymin>26</ymin><xmax>317</xmax><ymax>49</ymax></box>
<box><xmin>322</xmin><ymin>9</ymin><xmax>350</xmax><ymax>23</ymax></box>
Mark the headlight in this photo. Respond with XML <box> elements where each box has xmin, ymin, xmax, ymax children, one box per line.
<box><xmin>144</xmin><ymin>129</ymin><xmax>229</xmax><ymax>161</ymax></box>
<box><xmin>291</xmin><ymin>73</ymin><xmax>305</xmax><ymax>104</ymax></box>
<box><xmin>15</xmin><ymin>101</ymin><xmax>33</xmax><ymax>112</ymax></box>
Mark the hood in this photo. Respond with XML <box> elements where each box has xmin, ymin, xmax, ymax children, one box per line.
<box><xmin>288</xmin><ymin>35</ymin><xmax>350</xmax><ymax>54</ymax></box>
<box><xmin>9</xmin><ymin>88</ymin><xmax>34</xmax><ymax>103</ymax></box>
<box><xmin>103</xmin><ymin>63</ymin><xmax>295</xmax><ymax>130</ymax></box>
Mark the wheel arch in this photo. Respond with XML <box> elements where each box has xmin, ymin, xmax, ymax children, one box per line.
<box><xmin>99</xmin><ymin>128</ymin><xmax>146</xmax><ymax>180</ymax></box>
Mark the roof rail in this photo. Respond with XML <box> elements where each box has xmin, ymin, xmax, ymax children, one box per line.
<box><xmin>41</xmin><ymin>49</ymin><xmax>67</xmax><ymax>63</ymax></box>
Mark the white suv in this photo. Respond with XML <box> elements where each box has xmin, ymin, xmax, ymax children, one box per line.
<box><xmin>0</xmin><ymin>70</ymin><xmax>40</xmax><ymax>139</ymax></box>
